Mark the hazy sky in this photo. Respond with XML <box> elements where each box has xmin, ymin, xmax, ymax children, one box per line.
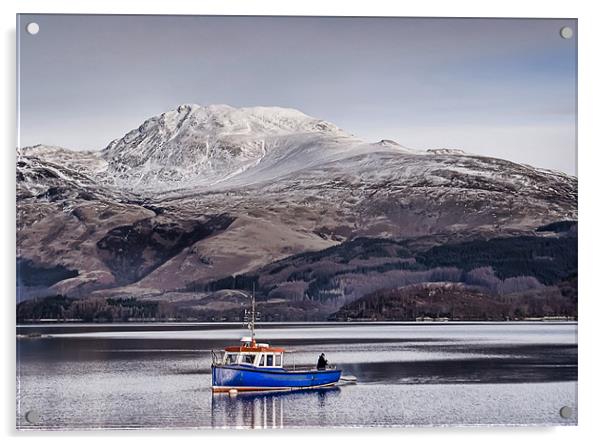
<box><xmin>17</xmin><ymin>15</ymin><xmax>577</xmax><ymax>175</ymax></box>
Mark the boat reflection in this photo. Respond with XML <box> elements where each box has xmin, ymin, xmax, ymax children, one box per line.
<box><xmin>210</xmin><ymin>386</ymin><xmax>341</xmax><ymax>428</ymax></box>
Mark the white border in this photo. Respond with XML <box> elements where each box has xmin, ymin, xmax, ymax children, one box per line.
<box><xmin>3</xmin><ymin>0</ymin><xmax>600</xmax><ymax>443</ymax></box>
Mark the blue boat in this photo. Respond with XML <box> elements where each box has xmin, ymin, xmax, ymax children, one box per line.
<box><xmin>211</xmin><ymin>292</ymin><xmax>341</xmax><ymax>393</ymax></box>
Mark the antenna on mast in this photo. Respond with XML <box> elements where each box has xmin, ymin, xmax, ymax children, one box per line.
<box><xmin>243</xmin><ymin>284</ymin><xmax>258</xmax><ymax>346</ymax></box>
<box><xmin>250</xmin><ymin>283</ymin><xmax>256</xmax><ymax>342</ymax></box>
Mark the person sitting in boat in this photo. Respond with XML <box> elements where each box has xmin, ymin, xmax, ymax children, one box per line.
<box><xmin>317</xmin><ymin>353</ymin><xmax>328</xmax><ymax>370</ymax></box>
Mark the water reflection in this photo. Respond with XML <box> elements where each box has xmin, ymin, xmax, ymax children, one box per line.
<box><xmin>210</xmin><ymin>387</ymin><xmax>341</xmax><ymax>428</ymax></box>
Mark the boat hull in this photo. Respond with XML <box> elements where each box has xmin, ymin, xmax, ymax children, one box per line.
<box><xmin>211</xmin><ymin>365</ymin><xmax>342</xmax><ymax>392</ymax></box>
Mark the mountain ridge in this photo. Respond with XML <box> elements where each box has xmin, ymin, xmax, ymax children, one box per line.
<box><xmin>18</xmin><ymin>104</ymin><xmax>576</xmax><ymax>193</ymax></box>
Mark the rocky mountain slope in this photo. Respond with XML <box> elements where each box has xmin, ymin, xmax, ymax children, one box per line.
<box><xmin>16</xmin><ymin>104</ymin><xmax>578</xmax><ymax>318</ymax></box>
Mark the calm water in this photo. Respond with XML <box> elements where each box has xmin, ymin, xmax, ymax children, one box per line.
<box><xmin>16</xmin><ymin>322</ymin><xmax>577</xmax><ymax>429</ymax></box>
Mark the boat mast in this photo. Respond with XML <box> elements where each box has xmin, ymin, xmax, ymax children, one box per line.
<box><xmin>241</xmin><ymin>285</ymin><xmax>258</xmax><ymax>345</ymax></box>
<box><xmin>250</xmin><ymin>284</ymin><xmax>256</xmax><ymax>343</ymax></box>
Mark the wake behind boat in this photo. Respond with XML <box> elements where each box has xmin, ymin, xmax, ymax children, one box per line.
<box><xmin>211</xmin><ymin>291</ymin><xmax>341</xmax><ymax>393</ymax></box>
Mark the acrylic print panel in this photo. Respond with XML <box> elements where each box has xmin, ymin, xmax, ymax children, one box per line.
<box><xmin>16</xmin><ymin>15</ymin><xmax>577</xmax><ymax>429</ymax></box>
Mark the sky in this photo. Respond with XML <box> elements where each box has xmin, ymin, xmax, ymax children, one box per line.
<box><xmin>17</xmin><ymin>15</ymin><xmax>577</xmax><ymax>175</ymax></box>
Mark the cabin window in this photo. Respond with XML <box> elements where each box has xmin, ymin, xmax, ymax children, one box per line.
<box><xmin>259</xmin><ymin>355</ymin><xmax>265</xmax><ymax>366</ymax></box>
<box><xmin>266</xmin><ymin>354</ymin><xmax>274</xmax><ymax>366</ymax></box>
<box><xmin>225</xmin><ymin>353</ymin><xmax>237</xmax><ymax>365</ymax></box>
<box><xmin>242</xmin><ymin>354</ymin><xmax>255</xmax><ymax>364</ymax></box>
<box><xmin>275</xmin><ymin>354</ymin><xmax>282</xmax><ymax>367</ymax></box>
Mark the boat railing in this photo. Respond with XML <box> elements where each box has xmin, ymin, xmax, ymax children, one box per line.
<box><xmin>211</xmin><ymin>350</ymin><xmax>222</xmax><ymax>365</ymax></box>
<box><xmin>284</xmin><ymin>364</ymin><xmax>338</xmax><ymax>372</ymax></box>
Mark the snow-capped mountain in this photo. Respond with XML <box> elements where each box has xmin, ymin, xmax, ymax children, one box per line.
<box><xmin>16</xmin><ymin>104</ymin><xmax>577</xmax><ymax>306</ymax></box>
<box><xmin>101</xmin><ymin>104</ymin><xmax>370</xmax><ymax>191</ymax></box>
